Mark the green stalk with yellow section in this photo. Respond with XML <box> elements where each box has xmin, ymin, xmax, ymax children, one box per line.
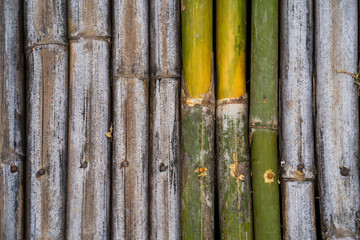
<box><xmin>250</xmin><ymin>0</ymin><xmax>281</xmax><ymax>239</ymax></box>
<box><xmin>216</xmin><ymin>1</ymin><xmax>252</xmax><ymax>239</ymax></box>
<box><xmin>181</xmin><ymin>0</ymin><xmax>215</xmax><ymax>239</ymax></box>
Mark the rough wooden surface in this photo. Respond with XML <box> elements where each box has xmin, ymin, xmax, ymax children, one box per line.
<box><xmin>24</xmin><ymin>0</ymin><xmax>68</xmax><ymax>238</ymax></box>
<box><xmin>315</xmin><ymin>1</ymin><xmax>360</xmax><ymax>239</ymax></box>
<box><xmin>149</xmin><ymin>0</ymin><xmax>181</xmax><ymax>239</ymax></box>
<box><xmin>66</xmin><ymin>1</ymin><xmax>111</xmax><ymax>239</ymax></box>
<box><xmin>112</xmin><ymin>0</ymin><xmax>149</xmax><ymax>239</ymax></box>
<box><xmin>280</xmin><ymin>1</ymin><xmax>316</xmax><ymax>239</ymax></box>
<box><xmin>0</xmin><ymin>0</ymin><xmax>25</xmax><ymax>239</ymax></box>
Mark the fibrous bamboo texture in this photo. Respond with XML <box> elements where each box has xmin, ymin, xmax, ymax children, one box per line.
<box><xmin>181</xmin><ymin>0</ymin><xmax>215</xmax><ymax>239</ymax></box>
<box><xmin>0</xmin><ymin>0</ymin><xmax>24</xmax><ymax>239</ymax></box>
<box><xmin>315</xmin><ymin>1</ymin><xmax>360</xmax><ymax>239</ymax></box>
<box><xmin>112</xmin><ymin>0</ymin><xmax>149</xmax><ymax>239</ymax></box>
<box><xmin>150</xmin><ymin>0</ymin><xmax>181</xmax><ymax>239</ymax></box>
<box><xmin>216</xmin><ymin>0</ymin><xmax>252</xmax><ymax>239</ymax></box>
<box><xmin>250</xmin><ymin>0</ymin><xmax>281</xmax><ymax>239</ymax></box>
<box><xmin>24</xmin><ymin>0</ymin><xmax>68</xmax><ymax>238</ymax></box>
<box><xmin>66</xmin><ymin>1</ymin><xmax>111</xmax><ymax>239</ymax></box>
<box><xmin>280</xmin><ymin>1</ymin><xmax>316</xmax><ymax>239</ymax></box>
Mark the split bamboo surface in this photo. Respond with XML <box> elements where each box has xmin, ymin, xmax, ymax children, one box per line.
<box><xmin>216</xmin><ymin>0</ymin><xmax>252</xmax><ymax>239</ymax></box>
<box><xmin>250</xmin><ymin>0</ymin><xmax>281</xmax><ymax>239</ymax></box>
<box><xmin>66</xmin><ymin>1</ymin><xmax>111</xmax><ymax>239</ymax></box>
<box><xmin>149</xmin><ymin>0</ymin><xmax>181</xmax><ymax>239</ymax></box>
<box><xmin>24</xmin><ymin>0</ymin><xmax>68</xmax><ymax>238</ymax></box>
<box><xmin>112</xmin><ymin>0</ymin><xmax>149</xmax><ymax>239</ymax></box>
<box><xmin>181</xmin><ymin>0</ymin><xmax>215</xmax><ymax>239</ymax></box>
<box><xmin>280</xmin><ymin>1</ymin><xmax>316</xmax><ymax>240</ymax></box>
<box><xmin>315</xmin><ymin>1</ymin><xmax>360</xmax><ymax>239</ymax></box>
<box><xmin>0</xmin><ymin>1</ymin><xmax>25</xmax><ymax>239</ymax></box>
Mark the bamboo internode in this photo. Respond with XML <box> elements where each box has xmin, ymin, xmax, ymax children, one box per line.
<box><xmin>0</xmin><ymin>1</ymin><xmax>24</xmax><ymax>239</ymax></box>
<box><xmin>66</xmin><ymin>1</ymin><xmax>111</xmax><ymax>239</ymax></box>
<box><xmin>315</xmin><ymin>1</ymin><xmax>360</xmax><ymax>239</ymax></box>
<box><xmin>149</xmin><ymin>0</ymin><xmax>181</xmax><ymax>239</ymax></box>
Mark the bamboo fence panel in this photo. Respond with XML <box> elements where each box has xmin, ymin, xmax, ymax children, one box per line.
<box><xmin>149</xmin><ymin>0</ymin><xmax>181</xmax><ymax>239</ymax></box>
<box><xmin>315</xmin><ymin>1</ymin><xmax>360</xmax><ymax>239</ymax></box>
<box><xmin>66</xmin><ymin>1</ymin><xmax>111</xmax><ymax>239</ymax></box>
<box><xmin>180</xmin><ymin>0</ymin><xmax>215</xmax><ymax>239</ymax></box>
<box><xmin>280</xmin><ymin>1</ymin><xmax>316</xmax><ymax>239</ymax></box>
<box><xmin>0</xmin><ymin>0</ymin><xmax>25</xmax><ymax>239</ymax></box>
<box><xmin>215</xmin><ymin>0</ymin><xmax>252</xmax><ymax>239</ymax></box>
<box><xmin>250</xmin><ymin>0</ymin><xmax>281</xmax><ymax>239</ymax></box>
<box><xmin>24</xmin><ymin>0</ymin><xmax>68</xmax><ymax>238</ymax></box>
<box><xmin>112</xmin><ymin>0</ymin><xmax>149</xmax><ymax>239</ymax></box>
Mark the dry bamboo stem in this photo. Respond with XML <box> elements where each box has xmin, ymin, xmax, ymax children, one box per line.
<box><xmin>149</xmin><ymin>0</ymin><xmax>181</xmax><ymax>239</ymax></box>
<box><xmin>0</xmin><ymin>0</ymin><xmax>25</xmax><ymax>239</ymax></box>
<box><xmin>280</xmin><ymin>1</ymin><xmax>316</xmax><ymax>239</ymax></box>
<box><xmin>315</xmin><ymin>1</ymin><xmax>360</xmax><ymax>239</ymax></box>
<box><xmin>66</xmin><ymin>1</ymin><xmax>111</xmax><ymax>239</ymax></box>
<box><xmin>24</xmin><ymin>0</ymin><xmax>68</xmax><ymax>238</ymax></box>
<box><xmin>112</xmin><ymin>0</ymin><xmax>149</xmax><ymax>239</ymax></box>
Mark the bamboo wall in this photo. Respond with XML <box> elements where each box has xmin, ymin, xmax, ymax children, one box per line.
<box><xmin>1</xmin><ymin>1</ymin><xmax>360</xmax><ymax>240</ymax></box>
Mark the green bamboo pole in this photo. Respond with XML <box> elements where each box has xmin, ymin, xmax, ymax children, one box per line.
<box><xmin>249</xmin><ymin>1</ymin><xmax>281</xmax><ymax>240</ymax></box>
<box><xmin>216</xmin><ymin>0</ymin><xmax>252</xmax><ymax>239</ymax></box>
<box><xmin>181</xmin><ymin>0</ymin><xmax>215</xmax><ymax>239</ymax></box>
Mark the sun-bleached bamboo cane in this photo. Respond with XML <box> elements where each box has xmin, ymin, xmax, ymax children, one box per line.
<box><xmin>280</xmin><ymin>1</ymin><xmax>316</xmax><ymax>239</ymax></box>
<box><xmin>149</xmin><ymin>0</ymin><xmax>181</xmax><ymax>239</ymax></box>
<box><xmin>24</xmin><ymin>0</ymin><xmax>68</xmax><ymax>238</ymax></box>
<box><xmin>181</xmin><ymin>1</ymin><xmax>215</xmax><ymax>239</ymax></box>
<box><xmin>112</xmin><ymin>0</ymin><xmax>149</xmax><ymax>239</ymax></box>
<box><xmin>0</xmin><ymin>1</ymin><xmax>25</xmax><ymax>239</ymax></box>
<box><xmin>66</xmin><ymin>1</ymin><xmax>111</xmax><ymax>239</ymax></box>
<box><xmin>315</xmin><ymin>1</ymin><xmax>360</xmax><ymax>239</ymax></box>
<box><xmin>249</xmin><ymin>1</ymin><xmax>281</xmax><ymax>239</ymax></box>
<box><xmin>216</xmin><ymin>0</ymin><xmax>252</xmax><ymax>239</ymax></box>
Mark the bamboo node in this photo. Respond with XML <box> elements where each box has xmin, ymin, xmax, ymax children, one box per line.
<box><xmin>263</xmin><ymin>169</ymin><xmax>275</xmax><ymax>184</ymax></box>
<box><xmin>194</xmin><ymin>167</ymin><xmax>207</xmax><ymax>177</ymax></box>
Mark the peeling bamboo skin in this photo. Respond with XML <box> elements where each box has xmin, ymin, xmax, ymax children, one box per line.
<box><xmin>112</xmin><ymin>78</ymin><xmax>149</xmax><ymax>240</ymax></box>
<box><xmin>315</xmin><ymin>1</ymin><xmax>360</xmax><ymax>239</ymax></box>
<box><xmin>216</xmin><ymin>102</ymin><xmax>252</xmax><ymax>240</ymax></box>
<box><xmin>0</xmin><ymin>0</ymin><xmax>25</xmax><ymax>239</ymax></box>
<box><xmin>24</xmin><ymin>0</ymin><xmax>68</xmax><ymax>238</ymax></box>
<box><xmin>181</xmin><ymin>105</ymin><xmax>215</xmax><ymax>240</ymax></box>
<box><xmin>282</xmin><ymin>181</ymin><xmax>316</xmax><ymax>240</ymax></box>
<box><xmin>25</xmin><ymin>45</ymin><xmax>68</xmax><ymax>239</ymax></box>
<box><xmin>66</xmin><ymin>1</ymin><xmax>111</xmax><ymax>239</ymax></box>
<box><xmin>250</xmin><ymin>0</ymin><xmax>281</xmax><ymax>239</ymax></box>
<box><xmin>280</xmin><ymin>1</ymin><xmax>316</xmax><ymax>239</ymax></box>
<box><xmin>149</xmin><ymin>1</ymin><xmax>181</xmax><ymax>238</ymax></box>
<box><xmin>150</xmin><ymin>0</ymin><xmax>181</xmax><ymax>78</ymax></box>
<box><xmin>149</xmin><ymin>78</ymin><xmax>180</xmax><ymax>240</ymax></box>
<box><xmin>66</xmin><ymin>40</ymin><xmax>111</xmax><ymax>239</ymax></box>
<box><xmin>112</xmin><ymin>0</ymin><xmax>149</xmax><ymax>239</ymax></box>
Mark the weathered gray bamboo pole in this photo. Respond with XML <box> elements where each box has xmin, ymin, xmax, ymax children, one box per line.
<box><xmin>112</xmin><ymin>0</ymin><xmax>149</xmax><ymax>239</ymax></box>
<box><xmin>149</xmin><ymin>0</ymin><xmax>181</xmax><ymax>239</ymax></box>
<box><xmin>315</xmin><ymin>1</ymin><xmax>360</xmax><ymax>239</ymax></box>
<box><xmin>280</xmin><ymin>1</ymin><xmax>316</xmax><ymax>239</ymax></box>
<box><xmin>24</xmin><ymin>0</ymin><xmax>68</xmax><ymax>238</ymax></box>
<box><xmin>0</xmin><ymin>1</ymin><xmax>25</xmax><ymax>239</ymax></box>
<box><xmin>66</xmin><ymin>1</ymin><xmax>111</xmax><ymax>239</ymax></box>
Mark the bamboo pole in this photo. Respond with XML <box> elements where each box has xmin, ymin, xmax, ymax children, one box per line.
<box><xmin>66</xmin><ymin>1</ymin><xmax>111</xmax><ymax>239</ymax></box>
<box><xmin>24</xmin><ymin>0</ymin><xmax>68</xmax><ymax>238</ymax></box>
<box><xmin>249</xmin><ymin>1</ymin><xmax>281</xmax><ymax>239</ymax></box>
<box><xmin>0</xmin><ymin>0</ymin><xmax>25</xmax><ymax>239</ymax></box>
<box><xmin>315</xmin><ymin>1</ymin><xmax>360</xmax><ymax>239</ymax></box>
<box><xmin>280</xmin><ymin>1</ymin><xmax>316</xmax><ymax>239</ymax></box>
<box><xmin>215</xmin><ymin>0</ymin><xmax>252</xmax><ymax>239</ymax></box>
<box><xmin>112</xmin><ymin>0</ymin><xmax>149</xmax><ymax>239</ymax></box>
<box><xmin>181</xmin><ymin>1</ymin><xmax>215</xmax><ymax>239</ymax></box>
<box><xmin>149</xmin><ymin>0</ymin><xmax>181</xmax><ymax>239</ymax></box>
